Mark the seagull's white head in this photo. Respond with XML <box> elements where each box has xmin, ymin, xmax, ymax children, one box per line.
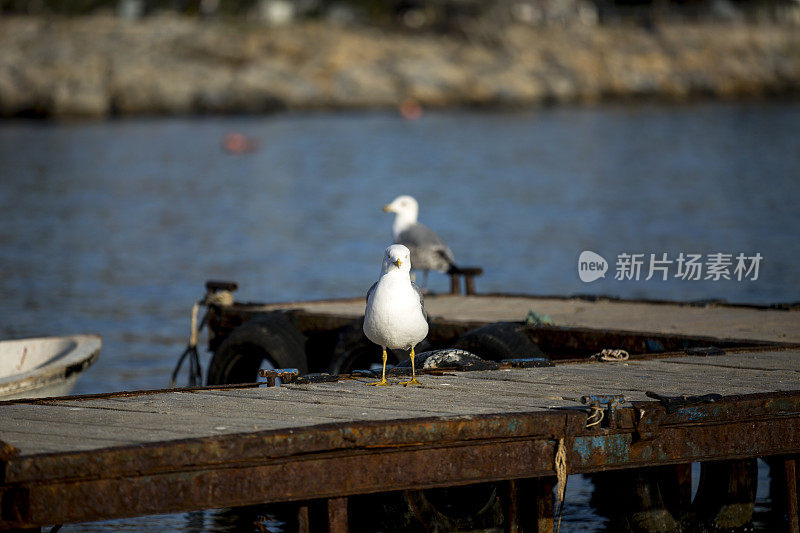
<box><xmin>383</xmin><ymin>195</ymin><xmax>419</xmax><ymax>222</ymax></box>
<box><xmin>381</xmin><ymin>244</ymin><xmax>412</xmax><ymax>274</ymax></box>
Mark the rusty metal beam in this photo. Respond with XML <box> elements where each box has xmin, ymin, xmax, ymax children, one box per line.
<box><xmin>2</xmin><ymin>439</ymin><xmax>556</xmax><ymax>527</ymax></box>
<box><xmin>569</xmin><ymin>417</ymin><xmax>800</xmax><ymax>473</ymax></box>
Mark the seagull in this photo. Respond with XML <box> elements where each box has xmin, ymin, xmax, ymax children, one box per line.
<box><xmin>383</xmin><ymin>195</ymin><xmax>457</xmax><ymax>289</ymax></box>
<box><xmin>363</xmin><ymin>244</ymin><xmax>429</xmax><ymax>386</ymax></box>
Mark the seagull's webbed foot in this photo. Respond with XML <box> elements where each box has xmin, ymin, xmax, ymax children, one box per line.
<box><xmin>399</xmin><ymin>347</ymin><xmax>421</xmax><ymax>387</ymax></box>
<box><xmin>368</xmin><ymin>347</ymin><xmax>391</xmax><ymax>386</ymax></box>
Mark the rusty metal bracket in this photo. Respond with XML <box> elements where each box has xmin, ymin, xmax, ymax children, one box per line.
<box><xmin>258</xmin><ymin>368</ymin><xmax>300</xmax><ymax>387</ymax></box>
<box><xmin>293</xmin><ymin>373</ymin><xmax>339</xmax><ymax>385</ymax></box>
<box><xmin>685</xmin><ymin>346</ymin><xmax>725</xmax><ymax>356</ymax></box>
<box><xmin>501</xmin><ymin>358</ymin><xmax>555</xmax><ymax>368</ymax></box>
<box><xmin>580</xmin><ymin>394</ymin><xmax>626</xmax><ymax>429</ymax></box>
<box><xmin>645</xmin><ymin>391</ymin><xmax>723</xmax><ymax>414</ymax></box>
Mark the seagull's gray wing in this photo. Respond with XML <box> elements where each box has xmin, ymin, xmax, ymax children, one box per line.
<box><xmin>411</xmin><ymin>281</ymin><xmax>427</xmax><ymax>320</ymax></box>
<box><xmin>397</xmin><ymin>223</ymin><xmax>456</xmax><ymax>270</ymax></box>
<box><xmin>398</xmin><ymin>222</ymin><xmax>448</xmax><ymax>249</ymax></box>
<box><xmin>365</xmin><ymin>281</ymin><xmax>378</xmax><ymax>305</ymax></box>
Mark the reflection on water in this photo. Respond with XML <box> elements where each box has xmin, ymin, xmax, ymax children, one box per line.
<box><xmin>1</xmin><ymin>101</ymin><xmax>798</xmax><ymax>531</ymax></box>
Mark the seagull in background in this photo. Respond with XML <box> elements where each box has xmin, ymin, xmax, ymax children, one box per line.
<box><xmin>363</xmin><ymin>245</ymin><xmax>429</xmax><ymax>386</ymax></box>
<box><xmin>383</xmin><ymin>195</ymin><xmax>457</xmax><ymax>289</ymax></box>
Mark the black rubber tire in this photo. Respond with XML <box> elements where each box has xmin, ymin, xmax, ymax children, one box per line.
<box><xmin>405</xmin><ymin>483</ymin><xmax>505</xmax><ymax>531</ymax></box>
<box><xmin>451</xmin><ymin>322</ymin><xmax>545</xmax><ymax>362</ymax></box>
<box><xmin>207</xmin><ymin>313</ymin><xmax>307</xmax><ymax>386</ymax></box>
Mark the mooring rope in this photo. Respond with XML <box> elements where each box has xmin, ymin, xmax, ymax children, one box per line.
<box><xmin>585</xmin><ymin>405</ymin><xmax>605</xmax><ymax>427</ymax></box>
<box><xmin>169</xmin><ymin>301</ymin><xmax>206</xmax><ymax>388</ymax></box>
<box><xmin>591</xmin><ymin>348</ymin><xmax>630</xmax><ymax>362</ymax></box>
<box><xmin>554</xmin><ymin>438</ymin><xmax>568</xmax><ymax>533</ymax></box>
<box><xmin>169</xmin><ymin>289</ymin><xmax>234</xmax><ymax>388</ymax></box>
<box><xmin>205</xmin><ymin>289</ymin><xmax>234</xmax><ymax>307</ymax></box>
<box><xmin>188</xmin><ymin>302</ymin><xmax>200</xmax><ymax>349</ymax></box>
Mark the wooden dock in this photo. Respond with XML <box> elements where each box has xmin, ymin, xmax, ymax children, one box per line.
<box><xmin>251</xmin><ymin>293</ymin><xmax>800</xmax><ymax>344</ymax></box>
<box><xmin>1</xmin><ymin>295</ymin><xmax>799</xmax><ymax>531</ymax></box>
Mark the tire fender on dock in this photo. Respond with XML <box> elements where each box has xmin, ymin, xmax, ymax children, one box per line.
<box><xmin>207</xmin><ymin>313</ymin><xmax>308</xmax><ymax>385</ymax></box>
<box><xmin>452</xmin><ymin>322</ymin><xmax>546</xmax><ymax>361</ymax></box>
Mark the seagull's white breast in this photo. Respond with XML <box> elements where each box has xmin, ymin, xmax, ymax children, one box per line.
<box><xmin>363</xmin><ymin>271</ymin><xmax>428</xmax><ymax>350</ymax></box>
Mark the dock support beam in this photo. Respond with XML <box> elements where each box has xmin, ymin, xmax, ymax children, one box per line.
<box><xmin>327</xmin><ymin>497</ymin><xmax>348</xmax><ymax>533</ymax></box>
<box><xmin>505</xmin><ymin>480</ymin><xmax>520</xmax><ymax>532</ymax></box>
<box><xmin>297</xmin><ymin>504</ymin><xmax>310</xmax><ymax>533</ymax></box>
<box><xmin>787</xmin><ymin>458</ymin><xmax>799</xmax><ymax>533</ymax></box>
<box><xmin>504</xmin><ymin>477</ymin><xmax>554</xmax><ymax>532</ymax></box>
<box><xmin>536</xmin><ymin>476</ymin><xmax>556</xmax><ymax>533</ymax></box>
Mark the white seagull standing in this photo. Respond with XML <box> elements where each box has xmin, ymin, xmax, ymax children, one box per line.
<box><xmin>363</xmin><ymin>244</ymin><xmax>429</xmax><ymax>386</ymax></box>
<box><xmin>383</xmin><ymin>195</ymin><xmax>457</xmax><ymax>289</ymax></box>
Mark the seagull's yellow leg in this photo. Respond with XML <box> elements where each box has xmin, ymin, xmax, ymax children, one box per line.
<box><xmin>369</xmin><ymin>347</ymin><xmax>390</xmax><ymax>386</ymax></box>
<box><xmin>401</xmin><ymin>347</ymin><xmax>421</xmax><ymax>386</ymax></box>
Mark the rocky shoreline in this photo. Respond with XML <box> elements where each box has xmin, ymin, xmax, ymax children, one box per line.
<box><xmin>1</xmin><ymin>15</ymin><xmax>798</xmax><ymax>118</ymax></box>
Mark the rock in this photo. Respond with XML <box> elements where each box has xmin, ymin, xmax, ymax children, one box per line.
<box><xmin>0</xmin><ymin>15</ymin><xmax>798</xmax><ymax>118</ymax></box>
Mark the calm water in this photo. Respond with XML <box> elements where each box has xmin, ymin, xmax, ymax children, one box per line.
<box><xmin>1</xmin><ymin>101</ymin><xmax>799</xmax><ymax>531</ymax></box>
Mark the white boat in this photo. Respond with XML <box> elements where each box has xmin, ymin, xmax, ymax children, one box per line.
<box><xmin>0</xmin><ymin>335</ymin><xmax>101</xmax><ymax>400</ymax></box>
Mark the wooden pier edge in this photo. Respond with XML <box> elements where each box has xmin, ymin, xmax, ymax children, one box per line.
<box><xmin>2</xmin><ymin>389</ymin><xmax>800</xmax><ymax>529</ymax></box>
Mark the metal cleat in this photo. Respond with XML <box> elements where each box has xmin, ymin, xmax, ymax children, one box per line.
<box><xmin>580</xmin><ymin>394</ymin><xmax>626</xmax><ymax>429</ymax></box>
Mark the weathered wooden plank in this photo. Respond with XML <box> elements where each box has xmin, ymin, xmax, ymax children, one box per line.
<box><xmin>460</xmin><ymin>362</ymin><xmax>800</xmax><ymax>394</ymax></box>
<box><xmin>198</xmin><ymin>387</ymin><xmax>470</xmax><ymax>414</ymax></box>
<box><xmin>196</xmin><ymin>384</ymin><xmax>511</xmax><ymax>416</ymax></box>
<box><xmin>0</xmin><ymin>430</ymin><xmax>136</xmax><ymax>454</ymax></box>
<box><xmin>658</xmin><ymin>351</ymin><xmax>800</xmax><ymax>371</ymax></box>
<box><xmin>201</xmin><ymin>389</ymin><xmax>546</xmax><ymax>417</ymax></box>
<box><xmin>0</xmin><ymin>418</ymin><xmax>187</xmax><ymax>442</ymax></box>
<box><xmin>0</xmin><ymin>403</ymin><xmax>313</xmax><ymax>437</ymax></box>
<box><xmin>48</xmin><ymin>393</ymin><xmax>358</xmax><ymax>421</ymax></box>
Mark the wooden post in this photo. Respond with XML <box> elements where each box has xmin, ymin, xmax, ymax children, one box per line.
<box><xmin>536</xmin><ymin>476</ymin><xmax>556</xmax><ymax>533</ymax></box>
<box><xmin>327</xmin><ymin>497</ymin><xmax>348</xmax><ymax>533</ymax></box>
<box><xmin>505</xmin><ymin>479</ymin><xmax>520</xmax><ymax>533</ymax></box>
<box><xmin>675</xmin><ymin>463</ymin><xmax>692</xmax><ymax>507</ymax></box>
<box><xmin>449</xmin><ymin>273</ymin><xmax>460</xmax><ymax>295</ymax></box>
<box><xmin>787</xmin><ymin>458</ymin><xmax>799</xmax><ymax>533</ymax></box>
<box><xmin>465</xmin><ymin>275</ymin><xmax>476</xmax><ymax>295</ymax></box>
<box><xmin>297</xmin><ymin>504</ymin><xmax>310</xmax><ymax>533</ymax></box>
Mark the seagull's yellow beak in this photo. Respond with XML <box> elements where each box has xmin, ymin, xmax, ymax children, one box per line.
<box><xmin>382</xmin><ymin>204</ymin><xmax>392</xmax><ymax>212</ymax></box>
<box><xmin>393</xmin><ymin>259</ymin><xmax>402</xmax><ymax>268</ymax></box>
